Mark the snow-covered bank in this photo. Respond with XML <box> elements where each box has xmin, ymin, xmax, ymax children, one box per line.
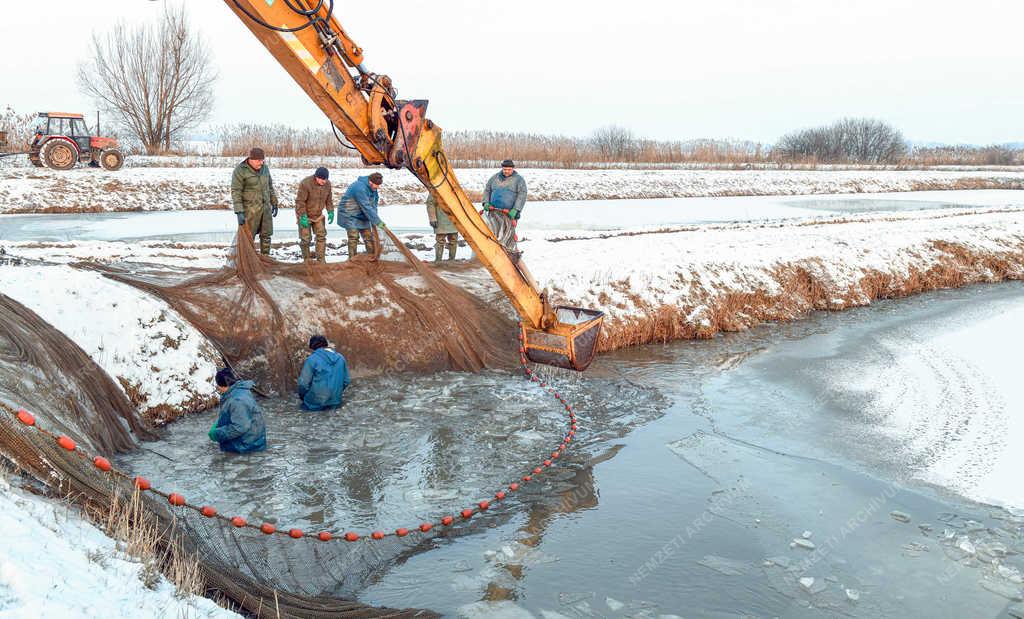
<box><xmin>1</xmin><ymin>165</ymin><xmax>1021</xmax><ymax>214</ymax></box>
<box><xmin>0</xmin><ymin>266</ymin><xmax>220</xmax><ymax>424</ymax></box>
<box><xmin>0</xmin><ymin>473</ymin><xmax>237</xmax><ymax>618</ymax></box>
<box><xmin>523</xmin><ymin>207</ymin><xmax>1024</xmax><ymax>350</ymax></box>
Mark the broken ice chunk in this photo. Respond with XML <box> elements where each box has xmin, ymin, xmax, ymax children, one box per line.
<box><xmin>999</xmin><ymin>565</ymin><xmax>1024</xmax><ymax>585</ymax></box>
<box><xmin>958</xmin><ymin>537</ymin><xmax>977</xmax><ymax>555</ymax></box>
<box><xmin>764</xmin><ymin>555</ymin><xmax>791</xmax><ymax>568</ymax></box>
<box><xmin>791</xmin><ymin>538</ymin><xmax>816</xmax><ymax>551</ymax></box>
<box><xmin>890</xmin><ymin>510</ymin><xmax>911</xmax><ymax>523</ymax></box>
<box><xmin>697</xmin><ymin>555</ymin><xmax>749</xmax><ymax>576</ymax></box>
<box><xmin>978</xmin><ymin>579</ymin><xmax>1024</xmax><ymax>602</ymax></box>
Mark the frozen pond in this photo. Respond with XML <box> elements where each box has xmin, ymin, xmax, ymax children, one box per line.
<box><xmin>0</xmin><ymin>189</ymin><xmax>1020</xmax><ymax>243</ymax></box>
<box><xmin>120</xmin><ymin>281</ymin><xmax>1024</xmax><ymax>616</ymax></box>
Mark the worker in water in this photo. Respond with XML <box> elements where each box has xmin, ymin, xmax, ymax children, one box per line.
<box><xmin>426</xmin><ymin>194</ymin><xmax>459</xmax><ymax>263</ymax></box>
<box><xmin>231</xmin><ymin>147</ymin><xmax>280</xmax><ymax>255</ymax></box>
<box><xmin>295</xmin><ymin>166</ymin><xmax>333</xmax><ymax>263</ymax></box>
<box><xmin>482</xmin><ymin>159</ymin><xmax>527</xmax><ymax>252</ymax></box>
<box><xmin>337</xmin><ymin>172</ymin><xmax>385</xmax><ymax>260</ymax></box>
<box><xmin>297</xmin><ymin>335</ymin><xmax>350</xmax><ymax>411</ymax></box>
<box><xmin>208</xmin><ymin>368</ymin><xmax>267</xmax><ymax>453</ymax></box>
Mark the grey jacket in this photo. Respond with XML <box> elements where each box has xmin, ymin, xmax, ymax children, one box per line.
<box><xmin>483</xmin><ymin>171</ymin><xmax>527</xmax><ymax>214</ymax></box>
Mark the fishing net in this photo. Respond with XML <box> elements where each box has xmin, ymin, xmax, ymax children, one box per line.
<box><xmin>0</xmin><ymin>292</ymin><xmax>436</xmax><ymax>617</ymax></box>
<box><xmin>484</xmin><ymin>210</ymin><xmax>519</xmax><ymax>253</ymax></box>
<box><xmin>0</xmin><ymin>293</ymin><xmax>153</xmax><ymax>454</ymax></box>
<box><xmin>0</xmin><ymin>226</ymin><xmax>534</xmax><ymax>616</ymax></box>
<box><xmin>86</xmin><ymin>224</ymin><xmax>517</xmax><ymax>394</ymax></box>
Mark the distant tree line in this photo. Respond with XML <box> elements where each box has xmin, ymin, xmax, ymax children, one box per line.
<box><xmin>775</xmin><ymin>117</ymin><xmax>908</xmax><ymax>164</ymax></box>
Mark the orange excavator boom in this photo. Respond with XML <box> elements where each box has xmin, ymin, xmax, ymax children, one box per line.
<box><xmin>222</xmin><ymin>0</ymin><xmax>603</xmax><ymax>370</ymax></box>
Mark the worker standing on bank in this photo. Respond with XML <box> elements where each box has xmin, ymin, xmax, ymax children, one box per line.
<box><xmin>231</xmin><ymin>147</ymin><xmax>280</xmax><ymax>255</ymax></box>
<box><xmin>295</xmin><ymin>167</ymin><xmax>333</xmax><ymax>263</ymax></box>
<box><xmin>482</xmin><ymin>159</ymin><xmax>527</xmax><ymax>252</ymax></box>
<box><xmin>296</xmin><ymin>335</ymin><xmax>350</xmax><ymax>411</ymax></box>
<box><xmin>337</xmin><ymin>172</ymin><xmax>385</xmax><ymax>260</ymax></box>
<box><xmin>426</xmin><ymin>194</ymin><xmax>459</xmax><ymax>263</ymax></box>
<box><xmin>208</xmin><ymin>368</ymin><xmax>267</xmax><ymax>453</ymax></box>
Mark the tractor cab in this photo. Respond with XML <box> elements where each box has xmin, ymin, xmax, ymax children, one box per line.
<box><xmin>29</xmin><ymin>112</ymin><xmax>124</xmax><ymax>171</ymax></box>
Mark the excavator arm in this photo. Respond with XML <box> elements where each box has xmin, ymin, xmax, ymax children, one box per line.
<box><xmin>223</xmin><ymin>0</ymin><xmax>603</xmax><ymax>370</ymax></box>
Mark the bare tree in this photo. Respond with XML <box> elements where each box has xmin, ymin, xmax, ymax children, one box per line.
<box><xmin>78</xmin><ymin>3</ymin><xmax>216</xmax><ymax>154</ymax></box>
<box><xmin>776</xmin><ymin>118</ymin><xmax>907</xmax><ymax>164</ymax></box>
<box><xmin>591</xmin><ymin>125</ymin><xmax>639</xmax><ymax>161</ymax></box>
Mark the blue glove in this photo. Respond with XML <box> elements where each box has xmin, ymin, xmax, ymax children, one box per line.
<box><xmin>271</xmin><ymin>205</ymin><xmax>279</xmax><ymax>218</ymax></box>
<box><xmin>509</xmin><ymin>208</ymin><xmax>519</xmax><ymax>220</ymax></box>
<box><xmin>235</xmin><ymin>212</ymin><xmax>246</xmax><ymax>226</ymax></box>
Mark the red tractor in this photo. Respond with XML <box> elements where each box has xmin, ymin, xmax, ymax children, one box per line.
<box><xmin>28</xmin><ymin>112</ymin><xmax>124</xmax><ymax>171</ymax></box>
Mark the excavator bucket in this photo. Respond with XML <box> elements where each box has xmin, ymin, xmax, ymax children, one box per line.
<box><xmin>522</xmin><ymin>307</ymin><xmax>605</xmax><ymax>371</ymax></box>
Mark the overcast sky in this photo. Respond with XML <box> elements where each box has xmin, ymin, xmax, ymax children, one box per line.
<box><xmin>2</xmin><ymin>0</ymin><xmax>1021</xmax><ymax>144</ymax></box>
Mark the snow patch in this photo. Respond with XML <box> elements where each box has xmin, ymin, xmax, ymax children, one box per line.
<box><xmin>0</xmin><ymin>474</ymin><xmax>238</xmax><ymax>618</ymax></box>
<box><xmin>0</xmin><ymin>266</ymin><xmax>220</xmax><ymax>422</ymax></box>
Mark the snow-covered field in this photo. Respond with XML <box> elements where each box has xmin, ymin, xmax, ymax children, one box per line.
<box><xmin>1</xmin><ymin>164</ymin><xmax>1021</xmax><ymax>213</ymax></box>
<box><xmin>0</xmin><ymin>473</ymin><xmax>238</xmax><ymax>618</ymax></box>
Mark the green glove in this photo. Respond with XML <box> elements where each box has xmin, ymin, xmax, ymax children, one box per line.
<box><xmin>299</xmin><ymin>214</ymin><xmax>310</xmax><ymax>228</ymax></box>
<box><xmin>509</xmin><ymin>207</ymin><xmax>519</xmax><ymax>220</ymax></box>
<box><xmin>378</xmin><ymin>222</ymin><xmax>388</xmax><ymax>230</ymax></box>
<box><xmin>208</xmin><ymin>422</ymin><xmax>218</xmax><ymax>442</ymax></box>
<box><xmin>327</xmin><ymin>209</ymin><xmax>334</xmax><ymax>225</ymax></box>
<box><xmin>482</xmin><ymin>202</ymin><xmax>492</xmax><ymax>211</ymax></box>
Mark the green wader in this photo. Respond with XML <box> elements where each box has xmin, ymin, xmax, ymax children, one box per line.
<box><xmin>346</xmin><ymin>228</ymin><xmax>375</xmax><ymax>259</ymax></box>
<box><xmin>299</xmin><ymin>218</ymin><xmax>327</xmax><ymax>262</ymax></box>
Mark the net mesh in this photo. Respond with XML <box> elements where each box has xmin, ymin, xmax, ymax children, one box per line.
<box><xmin>87</xmin><ymin>224</ymin><xmax>516</xmax><ymax>394</ymax></box>
<box><xmin>483</xmin><ymin>211</ymin><xmax>519</xmax><ymax>253</ymax></box>
<box><xmin>0</xmin><ymin>227</ymin><xmax>538</xmax><ymax>616</ymax></box>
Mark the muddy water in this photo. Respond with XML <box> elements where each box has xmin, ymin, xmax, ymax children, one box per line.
<box><xmin>121</xmin><ymin>283</ymin><xmax>1024</xmax><ymax>617</ymax></box>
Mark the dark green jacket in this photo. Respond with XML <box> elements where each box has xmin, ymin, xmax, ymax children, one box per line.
<box><xmin>426</xmin><ymin>195</ymin><xmax>458</xmax><ymax>235</ymax></box>
<box><xmin>231</xmin><ymin>160</ymin><xmax>279</xmax><ymax>214</ymax></box>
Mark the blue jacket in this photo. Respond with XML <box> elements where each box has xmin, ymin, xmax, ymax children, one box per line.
<box><xmin>337</xmin><ymin>176</ymin><xmax>381</xmax><ymax>230</ymax></box>
<box><xmin>210</xmin><ymin>380</ymin><xmax>267</xmax><ymax>453</ymax></box>
<box><xmin>297</xmin><ymin>348</ymin><xmax>350</xmax><ymax>411</ymax></box>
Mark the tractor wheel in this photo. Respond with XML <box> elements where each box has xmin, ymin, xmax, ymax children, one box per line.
<box><xmin>41</xmin><ymin>140</ymin><xmax>78</xmax><ymax>170</ymax></box>
<box><xmin>98</xmin><ymin>149</ymin><xmax>124</xmax><ymax>171</ymax></box>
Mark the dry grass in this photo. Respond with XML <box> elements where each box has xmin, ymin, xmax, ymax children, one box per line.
<box><xmin>101</xmin><ymin>487</ymin><xmax>207</xmax><ymax>598</ymax></box>
<box><xmin>206</xmin><ymin>123</ymin><xmax>1022</xmax><ymax>169</ymax></box>
<box><xmin>217</xmin><ymin>123</ymin><xmax>340</xmax><ymax>158</ymax></box>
